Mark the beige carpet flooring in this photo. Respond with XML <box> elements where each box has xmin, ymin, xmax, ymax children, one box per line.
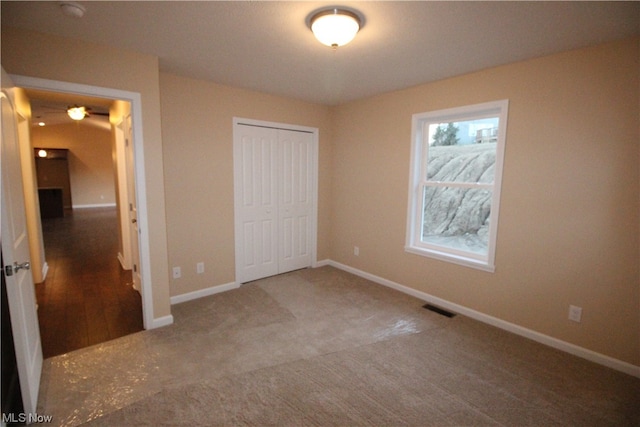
<box><xmin>36</xmin><ymin>267</ymin><xmax>639</xmax><ymax>426</ymax></box>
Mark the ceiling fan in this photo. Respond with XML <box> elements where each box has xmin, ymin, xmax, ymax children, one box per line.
<box><xmin>65</xmin><ymin>105</ymin><xmax>109</xmax><ymax>121</ymax></box>
<box><xmin>35</xmin><ymin>103</ymin><xmax>110</xmax><ymax>121</ymax></box>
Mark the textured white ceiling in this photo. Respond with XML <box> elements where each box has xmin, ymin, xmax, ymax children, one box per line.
<box><xmin>2</xmin><ymin>1</ymin><xmax>639</xmax><ymax>106</ymax></box>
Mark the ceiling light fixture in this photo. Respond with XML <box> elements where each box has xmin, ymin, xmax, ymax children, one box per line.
<box><xmin>67</xmin><ymin>105</ymin><xmax>87</xmax><ymax>120</ymax></box>
<box><xmin>309</xmin><ymin>8</ymin><xmax>362</xmax><ymax>49</ymax></box>
<box><xmin>59</xmin><ymin>1</ymin><xmax>86</xmax><ymax>18</ymax></box>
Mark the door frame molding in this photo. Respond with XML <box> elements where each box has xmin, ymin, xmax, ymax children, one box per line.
<box><xmin>232</xmin><ymin>117</ymin><xmax>319</xmax><ymax>283</ymax></box>
<box><xmin>10</xmin><ymin>74</ymin><xmax>155</xmax><ymax>330</ymax></box>
<box><xmin>114</xmin><ymin>118</ymin><xmax>132</xmax><ymax>270</ymax></box>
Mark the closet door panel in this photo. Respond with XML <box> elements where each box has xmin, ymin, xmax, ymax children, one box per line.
<box><xmin>278</xmin><ymin>129</ymin><xmax>313</xmax><ymax>273</ymax></box>
<box><xmin>234</xmin><ymin>126</ymin><xmax>278</xmax><ymax>283</ymax></box>
<box><xmin>234</xmin><ymin>121</ymin><xmax>316</xmax><ymax>284</ymax></box>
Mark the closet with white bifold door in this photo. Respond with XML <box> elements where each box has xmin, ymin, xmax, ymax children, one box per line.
<box><xmin>233</xmin><ymin>118</ymin><xmax>318</xmax><ymax>284</ymax></box>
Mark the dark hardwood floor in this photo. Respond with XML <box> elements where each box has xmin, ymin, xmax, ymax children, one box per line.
<box><xmin>36</xmin><ymin>207</ymin><xmax>143</xmax><ymax>359</ymax></box>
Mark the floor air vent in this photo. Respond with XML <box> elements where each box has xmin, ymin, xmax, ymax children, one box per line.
<box><xmin>423</xmin><ymin>303</ymin><xmax>456</xmax><ymax>318</ymax></box>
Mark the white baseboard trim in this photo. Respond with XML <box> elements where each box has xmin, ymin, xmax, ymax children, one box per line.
<box><xmin>72</xmin><ymin>203</ymin><xmax>117</xmax><ymax>209</ymax></box>
<box><xmin>170</xmin><ymin>281</ymin><xmax>240</xmax><ymax>305</ymax></box>
<box><xmin>149</xmin><ymin>314</ymin><xmax>174</xmax><ymax>329</ymax></box>
<box><xmin>326</xmin><ymin>260</ymin><xmax>640</xmax><ymax>379</ymax></box>
<box><xmin>314</xmin><ymin>259</ymin><xmax>331</xmax><ymax>268</ymax></box>
<box><xmin>117</xmin><ymin>252</ymin><xmax>132</xmax><ymax>270</ymax></box>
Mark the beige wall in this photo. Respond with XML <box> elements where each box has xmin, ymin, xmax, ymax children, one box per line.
<box><xmin>159</xmin><ymin>73</ymin><xmax>332</xmax><ymax>296</ymax></box>
<box><xmin>2</xmin><ymin>26</ymin><xmax>638</xmax><ymax>367</ymax></box>
<box><xmin>1</xmin><ymin>27</ymin><xmax>171</xmax><ymax>321</ymax></box>
<box><xmin>330</xmin><ymin>37</ymin><xmax>640</xmax><ymax>365</ymax></box>
<box><xmin>31</xmin><ymin>123</ymin><xmax>115</xmax><ymax>207</ymax></box>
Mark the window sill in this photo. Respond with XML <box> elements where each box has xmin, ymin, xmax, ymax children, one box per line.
<box><xmin>404</xmin><ymin>246</ymin><xmax>495</xmax><ymax>273</ymax></box>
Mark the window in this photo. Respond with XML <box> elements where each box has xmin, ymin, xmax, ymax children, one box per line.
<box><xmin>406</xmin><ymin>100</ymin><xmax>508</xmax><ymax>272</ymax></box>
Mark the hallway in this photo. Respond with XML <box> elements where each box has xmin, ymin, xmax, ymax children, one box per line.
<box><xmin>36</xmin><ymin>207</ymin><xmax>143</xmax><ymax>358</ymax></box>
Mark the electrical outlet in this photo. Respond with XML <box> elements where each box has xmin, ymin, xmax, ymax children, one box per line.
<box><xmin>172</xmin><ymin>266</ymin><xmax>181</xmax><ymax>279</ymax></box>
<box><xmin>196</xmin><ymin>262</ymin><xmax>205</xmax><ymax>274</ymax></box>
<box><xmin>354</xmin><ymin>246</ymin><xmax>359</xmax><ymax>256</ymax></box>
<box><xmin>568</xmin><ymin>305</ymin><xmax>582</xmax><ymax>322</ymax></box>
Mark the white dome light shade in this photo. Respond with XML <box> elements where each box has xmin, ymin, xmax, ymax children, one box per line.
<box><xmin>67</xmin><ymin>106</ymin><xmax>86</xmax><ymax>120</ymax></box>
<box><xmin>311</xmin><ymin>9</ymin><xmax>361</xmax><ymax>48</ymax></box>
<box><xmin>60</xmin><ymin>1</ymin><xmax>86</xmax><ymax>18</ymax></box>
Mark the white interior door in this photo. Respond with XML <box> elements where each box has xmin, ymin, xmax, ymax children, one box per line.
<box><xmin>234</xmin><ymin>120</ymin><xmax>317</xmax><ymax>284</ymax></box>
<box><xmin>278</xmin><ymin>129</ymin><xmax>313</xmax><ymax>273</ymax></box>
<box><xmin>1</xmin><ymin>87</ymin><xmax>43</xmax><ymax>416</ymax></box>
<box><xmin>234</xmin><ymin>124</ymin><xmax>279</xmax><ymax>283</ymax></box>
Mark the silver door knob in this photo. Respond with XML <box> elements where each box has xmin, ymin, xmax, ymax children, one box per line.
<box><xmin>4</xmin><ymin>261</ymin><xmax>30</xmax><ymax>277</ymax></box>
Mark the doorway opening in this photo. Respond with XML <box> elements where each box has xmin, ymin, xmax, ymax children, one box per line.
<box><xmin>17</xmin><ymin>85</ymin><xmax>145</xmax><ymax>357</ymax></box>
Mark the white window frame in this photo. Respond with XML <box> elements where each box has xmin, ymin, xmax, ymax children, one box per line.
<box><xmin>405</xmin><ymin>100</ymin><xmax>508</xmax><ymax>272</ymax></box>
